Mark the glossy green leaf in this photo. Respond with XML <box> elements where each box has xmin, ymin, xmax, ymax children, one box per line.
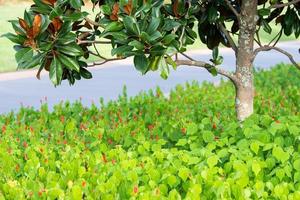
<box><xmin>80</xmin><ymin>67</ymin><xmax>92</xmax><ymax>79</ymax></box>
<box><xmin>57</xmin><ymin>53</ymin><xmax>80</xmax><ymax>72</ymax></box>
<box><xmin>134</xmin><ymin>54</ymin><xmax>149</xmax><ymax>74</ymax></box>
<box><xmin>49</xmin><ymin>56</ymin><xmax>63</xmax><ymax>86</ymax></box>
<box><xmin>58</xmin><ymin>43</ymin><xmax>83</xmax><ymax>57</ymax></box>
<box><xmin>70</xmin><ymin>0</ymin><xmax>83</xmax><ymax>9</ymax></box>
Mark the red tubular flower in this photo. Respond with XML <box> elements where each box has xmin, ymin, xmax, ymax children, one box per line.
<box><xmin>133</xmin><ymin>185</ymin><xmax>138</xmax><ymax>194</ymax></box>
<box><xmin>102</xmin><ymin>153</ymin><xmax>107</xmax><ymax>163</ymax></box>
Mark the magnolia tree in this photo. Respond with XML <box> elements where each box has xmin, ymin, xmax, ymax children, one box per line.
<box><xmin>3</xmin><ymin>0</ymin><xmax>300</xmax><ymax>121</ymax></box>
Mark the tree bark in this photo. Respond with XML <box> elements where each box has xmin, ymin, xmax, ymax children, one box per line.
<box><xmin>235</xmin><ymin>0</ymin><xmax>258</xmax><ymax>121</ymax></box>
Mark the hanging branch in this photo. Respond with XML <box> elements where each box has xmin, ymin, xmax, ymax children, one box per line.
<box><xmin>253</xmin><ymin>45</ymin><xmax>300</xmax><ymax>70</ymax></box>
<box><xmin>217</xmin><ymin>22</ymin><xmax>238</xmax><ymax>53</ymax></box>
<box><xmin>176</xmin><ymin>59</ymin><xmax>238</xmax><ymax>84</ymax></box>
<box><xmin>88</xmin><ymin>51</ymin><xmax>100</xmax><ymax>57</ymax></box>
<box><xmin>254</xmin><ymin>36</ymin><xmax>262</xmax><ymax>47</ymax></box>
<box><xmin>269</xmin><ymin>0</ymin><xmax>300</xmax><ymax>8</ymax></box>
<box><xmin>255</xmin><ymin>25</ymin><xmax>262</xmax><ymax>47</ymax></box>
<box><xmin>268</xmin><ymin>28</ymin><xmax>283</xmax><ymax>47</ymax></box>
<box><xmin>84</xmin><ymin>17</ymin><xmax>105</xmax><ymax>28</ymax></box>
<box><xmin>180</xmin><ymin>52</ymin><xmax>195</xmax><ymax>61</ymax></box>
<box><xmin>77</xmin><ymin>40</ymin><xmax>112</xmax><ymax>45</ymax></box>
<box><xmin>86</xmin><ymin>41</ymin><xmax>126</xmax><ymax>67</ymax></box>
<box><xmin>224</xmin><ymin>0</ymin><xmax>240</xmax><ymax>19</ymax></box>
<box><xmin>77</xmin><ymin>32</ymin><xmax>91</xmax><ymax>40</ymax></box>
<box><xmin>88</xmin><ymin>57</ymin><xmax>126</xmax><ymax>67</ymax></box>
<box><xmin>92</xmin><ymin>43</ymin><xmax>105</xmax><ymax>60</ymax></box>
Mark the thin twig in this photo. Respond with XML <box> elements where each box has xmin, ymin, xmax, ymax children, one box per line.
<box><xmin>88</xmin><ymin>51</ymin><xmax>107</xmax><ymax>61</ymax></box>
<box><xmin>77</xmin><ymin>32</ymin><xmax>91</xmax><ymax>40</ymax></box>
<box><xmin>271</xmin><ymin>28</ymin><xmax>283</xmax><ymax>47</ymax></box>
<box><xmin>78</xmin><ymin>40</ymin><xmax>111</xmax><ymax>45</ymax></box>
<box><xmin>254</xmin><ymin>36</ymin><xmax>262</xmax><ymax>47</ymax></box>
<box><xmin>255</xmin><ymin>26</ymin><xmax>262</xmax><ymax>47</ymax></box>
<box><xmin>176</xmin><ymin>59</ymin><xmax>238</xmax><ymax>84</ymax></box>
<box><xmin>253</xmin><ymin>45</ymin><xmax>300</xmax><ymax>70</ymax></box>
<box><xmin>269</xmin><ymin>0</ymin><xmax>300</xmax><ymax>8</ymax></box>
<box><xmin>85</xmin><ymin>17</ymin><xmax>105</xmax><ymax>28</ymax></box>
<box><xmin>224</xmin><ymin>0</ymin><xmax>240</xmax><ymax>19</ymax></box>
<box><xmin>88</xmin><ymin>51</ymin><xmax>99</xmax><ymax>57</ymax></box>
<box><xmin>180</xmin><ymin>52</ymin><xmax>195</xmax><ymax>61</ymax></box>
<box><xmin>92</xmin><ymin>43</ymin><xmax>107</xmax><ymax>60</ymax></box>
<box><xmin>88</xmin><ymin>57</ymin><xmax>126</xmax><ymax>67</ymax></box>
<box><xmin>267</xmin><ymin>28</ymin><xmax>283</xmax><ymax>47</ymax></box>
<box><xmin>217</xmin><ymin>22</ymin><xmax>238</xmax><ymax>53</ymax></box>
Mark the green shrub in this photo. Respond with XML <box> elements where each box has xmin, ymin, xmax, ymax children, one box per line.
<box><xmin>0</xmin><ymin>64</ymin><xmax>300</xmax><ymax>199</ymax></box>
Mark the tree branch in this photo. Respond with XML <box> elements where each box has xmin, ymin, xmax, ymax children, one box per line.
<box><xmin>255</xmin><ymin>26</ymin><xmax>262</xmax><ymax>47</ymax></box>
<box><xmin>253</xmin><ymin>45</ymin><xmax>300</xmax><ymax>70</ymax></box>
<box><xmin>267</xmin><ymin>28</ymin><xmax>283</xmax><ymax>47</ymax></box>
<box><xmin>84</xmin><ymin>17</ymin><xmax>105</xmax><ymax>28</ymax></box>
<box><xmin>254</xmin><ymin>36</ymin><xmax>262</xmax><ymax>47</ymax></box>
<box><xmin>217</xmin><ymin>22</ymin><xmax>238</xmax><ymax>53</ymax></box>
<box><xmin>176</xmin><ymin>59</ymin><xmax>238</xmax><ymax>83</ymax></box>
<box><xmin>78</xmin><ymin>32</ymin><xmax>91</xmax><ymax>40</ymax></box>
<box><xmin>269</xmin><ymin>0</ymin><xmax>300</xmax><ymax>8</ymax></box>
<box><xmin>180</xmin><ymin>52</ymin><xmax>195</xmax><ymax>61</ymax></box>
<box><xmin>92</xmin><ymin>43</ymin><xmax>104</xmax><ymax>59</ymax></box>
<box><xmin>88</xmin><ymin>57</ymin><xmax>126</xmax><ymax>67</ymax></box>
<box><xmin>77</xmin><ymin>40</ymin><xmax>111</xmax><ymax>45</ymax></box>
<box><xmin>88</xmin><ymin>51</ymin><xmax>99</xmax><ymax>57</ymax></box>
<box><xmin>224</xmin><ymin>0</ymin><xmax>240</xmax><ymax>19</ymax></box>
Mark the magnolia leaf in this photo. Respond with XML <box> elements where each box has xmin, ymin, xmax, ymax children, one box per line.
<box><xmin>165</xmin><ymin>55</ymin><xmax>177</xmax><ymax>70</ymax></box>
<box><xmin>134</xmin><ymin>54</ymin><xmax>149</xmax><ymax>74</ymax></box>
<box><xmin>212</xmin><ymin>47</ymin><xmax>219</xmax><ymax>60</ymax></box>
<box><xmin>146</xmin><ymin>17</ymin><xmax>160</xmax><ymax>35</ymax></box>
<box><xmin>70</xmin><ymin>0</ymin><xmax>82</xmax><ymax>9</ymax></box>
<box><xmin>58</xmin><ymin>43</ymin><xmax>83</xmax><ymax>57</ymax></box>
<box><xmin>15</xmin><ymin>47</ymin><xmax>33</xmax><ymax>63</ymax></box>
<box><xmin>80</xmin><ymin>68</ymin><xmax>92</xmax><ymax>79</ymax></box>
<box><xmin>57</xmin><ymin>53</ymin><xmax>80</xmax><ymax>72</ymax></box>
<box><xmin>49</xmin><ymin>56</ymin><xmax>63</xmax><ymax>86</ymax></box>
<box><xmin>32</xmin><ymin>14</ymin><xmax>42</xmax><ymax>38</ymax></box>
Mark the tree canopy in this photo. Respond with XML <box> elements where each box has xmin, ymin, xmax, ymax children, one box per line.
<box><xmin>4</xmin><ymin>0</ymin><xmax>300</xmax><ymax>85</ymax></box>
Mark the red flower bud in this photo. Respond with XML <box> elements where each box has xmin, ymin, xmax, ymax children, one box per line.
<box><xmin>23</xmin><ymin>141</ymin><xmax>28</xmax><ymax>148</ymax></box>
<box><xmin>133</xmin><ymin>185</ymin><xmax>138</xmax><ymax>194</ymax></box>
<box><xmin>82</xmin><ymin>181</ymin><xmax>86</xmax><ymax>187</ymax></box>
<box><xmin>102</xmin><ymin>154</ymin><xmax>107</xmax><ymax>163</ymax></box>
<box><xmin>212</xmin><ymin>123</ymin><xmax>217</xmax><ymax>130</ymax></box>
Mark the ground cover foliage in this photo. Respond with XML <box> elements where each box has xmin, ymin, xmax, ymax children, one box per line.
<box><xmin>1</xmin><ymin>64</ymin><xmax>300</xmax><ymax>199</ymax></box>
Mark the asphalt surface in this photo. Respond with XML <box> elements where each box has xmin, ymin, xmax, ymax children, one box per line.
<box><xmin>0</xmin><ymin>41</ymin><xmax>299</xmax><ymax>114</ymax></box>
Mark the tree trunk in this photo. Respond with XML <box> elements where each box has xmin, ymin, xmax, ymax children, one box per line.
<box><xmin>235</xmin><ymin>0</ymin><xmax>258</xmax><ymax>121</ymax></box>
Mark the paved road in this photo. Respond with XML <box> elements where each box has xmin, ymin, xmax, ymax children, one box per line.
<box><xmin>0</xmin><ymin>41</ymin><xmax>299</xmax><ymax>114</ymax></box>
